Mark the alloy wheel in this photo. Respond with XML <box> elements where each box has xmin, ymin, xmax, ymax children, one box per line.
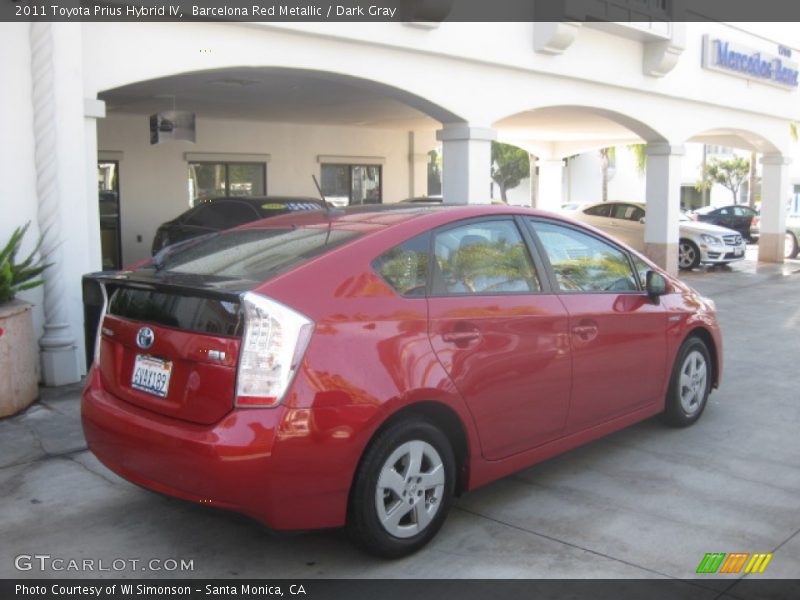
<box><xmin>678</xmin><ymin>243</ymin><xmax>697</xmax><ymax>269</ymax></box>
<box><xmin>679</xmin><ymin>349</ymin><xmax>708</xmax><ymax>416</ymax></box>
<box><xmin>375</xmin><ymin>440</ymin><xmax>445</xmax><ymax>539</ymax></box>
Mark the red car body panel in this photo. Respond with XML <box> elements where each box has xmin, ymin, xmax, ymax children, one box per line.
<box><xmin>427</xmin><ymin>294</ymin><xmax>571</xmax><ymax>460</ymax></box>
<box><xmin>82</xmin><ymin>205</ymin><xmax>723</xmax><ymax>532</ymax></box>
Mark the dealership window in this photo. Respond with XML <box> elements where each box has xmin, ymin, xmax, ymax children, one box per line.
<box><xmin>97</xmin><ymin>159</ymin><xmax>122</xmax><ymax>270</ymax></box>
<box><xmin>320</xmin><ymin>164</ymin><xmax>382</xmax><ymax>207</ymax></box>
<box><xmin>188</xmin><ymin>161</ymin><xmax>266</xmax><ymax>205</ymax></box>
<box><xmin>792</xmin><ymin>185</ymin><xmax>800</xmax><ymax>214</ymax></box>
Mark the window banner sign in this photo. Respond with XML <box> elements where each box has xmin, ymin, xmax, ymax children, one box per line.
<box><xmin>149</xmin><ymin>111</ymin><xmax>196</xmax><ymax>145</ymax></box>
<box><xmin>702</xmin><ymin>35</ymin><xmax>799</xmax><ymax>90</ymax></box>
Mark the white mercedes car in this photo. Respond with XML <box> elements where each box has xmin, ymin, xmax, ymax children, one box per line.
<box><xmin>570</xmin><ymin>201</ymin><xmax>746</xmax><ymax>270</ymax></box>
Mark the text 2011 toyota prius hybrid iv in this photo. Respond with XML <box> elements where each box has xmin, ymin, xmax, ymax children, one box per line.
<box><xmin>81</xmin><ymin>205</ymin><xmax>723</xmax><ymax>558</ymax></box>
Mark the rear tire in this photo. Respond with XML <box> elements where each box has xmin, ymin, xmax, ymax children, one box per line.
<box><xmin>660</xmin><ymin>337</ymin><xmax>712</xmax><ymax>427</ymax></box>
<box><xmin>347</xmin><ymin>418</ymin><xmax>455</xmax><ymax>558</ymax></box>
<box><xmin>678</xmin><ymin>239</ymin><xmax>701</xmax><ymax>270</ymax></box>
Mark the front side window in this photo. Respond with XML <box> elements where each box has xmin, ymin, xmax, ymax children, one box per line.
<box><xmin>529</xmin><ymin>220</ymin><xmax>638</xmax><ymax>293</ymax></box>
<box><xmin>611</xmin><ymin>204</ymin><xmax>645</xmax><ymax>222</ymax></box>
<box><xmin>631</xmin><ymin>255</ymin><xmax>652</xmax><ymax>290</ymax></box>
<box><xmin>432</xmin><ymin>220</ymin><xmax>540</xmax><ymax>295</ymax></box>
<box><xmin>188</xmin><ymin>162</ymin><xmax>266</xmax><ymax>205</ymax></box>
<box><xmin>321</xmin><ymin>164</ymin><xmax>382</xmax><ymax>206</ymax></box>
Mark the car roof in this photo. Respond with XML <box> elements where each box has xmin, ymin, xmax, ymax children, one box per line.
<box><xmin>583</xmin><ymin>200</ymin><xmax>645</xmax><ymax>209</ymax></box>
<box><xmin>236</xmin><ymin>203</ymin><xmax>569</xmax><ymax>236</ymax></box>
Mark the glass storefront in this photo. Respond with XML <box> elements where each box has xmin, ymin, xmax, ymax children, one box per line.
<box><xmin>188</xmin><ymin>162</ymin><xmax>266</xmax><ymax>205</ymax></box>
<box><xmin>321</xmin><ymin>164</ymin><xmax>382</xmax><ymax>207</ymax></box>
<box><xmin>97</xmin><ymin>160</ymin><xmax>122</xmax><ymax>270</ymax></box>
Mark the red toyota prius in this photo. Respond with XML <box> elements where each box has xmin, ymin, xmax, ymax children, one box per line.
<box><xmin>81</xmin><ymin>204</ymin><xmax>722</xmax><ymax>558</ymax></box>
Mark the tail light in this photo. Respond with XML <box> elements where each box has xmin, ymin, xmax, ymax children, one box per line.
<box><xmin>752</xmin><ymin>216</ymin><xmax>759</xmax><ymax>227</ymax></box>
<box><xmin>235</xmin><ymin>292</ymin><xmax>314</xmax><ymax>408</ymax></box>
<box><xmin>690</xmin><ymin>213</ymin><xmax>698</xmax><ymax>221</ymax></box>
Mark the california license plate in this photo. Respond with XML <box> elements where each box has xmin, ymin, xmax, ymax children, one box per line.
<box><xmin>131</xmin><ymin>355</ymin><xmax>172</xmax><ymax>398</ymax></box>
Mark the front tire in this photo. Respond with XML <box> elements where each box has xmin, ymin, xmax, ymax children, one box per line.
<box><xmin>678</xmin><ymin>239</ymin><xmax>701</xmax><ymax>270</ymax></box>
<box><xmin>785</xmin><ymin>231</ymin><xmax>798</xmax><ymax>259</ymax></box>
<box><xmin>661</xmin><ymin>337</ymin><xmax>712</xmax><ymax>427</ymax></box>
<box><xmin>347</xmin><ymin>418</ymin><xmax>455</xmax><ymax>558</ymax></box>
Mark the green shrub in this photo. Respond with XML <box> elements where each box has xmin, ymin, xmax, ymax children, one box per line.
<box><xmin>0</xmin><ymin>223</ymin><xmax>50</xmax><ymax>305</ymax></box>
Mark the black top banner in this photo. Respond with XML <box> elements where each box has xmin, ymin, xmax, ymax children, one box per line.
<box><xmin>5</xmin><ymin>0</ymin><xmax>800</xmax><ymax>22</ymax></box>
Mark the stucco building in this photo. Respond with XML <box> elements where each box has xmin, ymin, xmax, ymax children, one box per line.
<box><xmin>1</xmin><ymin>19</ymin><xmax>798</xmax><ymax>385</ymax></box>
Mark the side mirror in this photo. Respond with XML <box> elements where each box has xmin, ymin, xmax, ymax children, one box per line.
<box><xmin>639</xmin><ymin>217</ymin><xmax>646</xmax><ymax>224</ymax></box>
<box><xmin>646</xmin><ymin>270</ymin><xmax>667</xmax><ymax>301</ymax></box>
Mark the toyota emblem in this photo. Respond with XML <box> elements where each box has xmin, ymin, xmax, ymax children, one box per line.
<box><xmin>136</xmin><ymin>327</ymin><xmax>155</xmax><ymax>350</ymax></box>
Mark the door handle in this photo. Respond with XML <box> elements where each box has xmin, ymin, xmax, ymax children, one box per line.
<box><xmin>442</xmin><ymin>331</ymin><xmax>481</xmax><ymax>344</ymax></box>
<box><xmin>572</xmin><ymin>324</ymin><xmax>598</xmax><ymax>341</ymax></box>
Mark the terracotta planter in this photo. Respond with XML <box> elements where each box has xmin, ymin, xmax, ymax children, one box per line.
<box><xmin>0</xmin><ymin>300</ymin><xmax>39</xmax><ymax>417</ymax></box>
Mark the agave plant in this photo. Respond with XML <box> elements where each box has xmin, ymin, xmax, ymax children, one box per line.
<box><xmin>0</xmin><ymin>222</ymin><xmax>50</xmax><ymax>305</ymax></box>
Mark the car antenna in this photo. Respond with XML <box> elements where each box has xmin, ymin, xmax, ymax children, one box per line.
<box><xmin>311</xmin><ymin>174</ymin><xmax>336</xmax><ymax>245</ymax></box>
<box><xmin>312</xmin><ymin>174</ymin><xmax>333</xmax><ymax>213</ymax></box>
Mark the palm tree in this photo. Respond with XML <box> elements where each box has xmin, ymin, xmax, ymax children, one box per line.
<box><xmin>599</xmin><ymin>147</ymin><xmax>615</xmax><ymax>202</ymax></box>
<box><xmin>628</xmin><ymin>144</ymin><xmax>647</xmax><ymax>175</ymax></box>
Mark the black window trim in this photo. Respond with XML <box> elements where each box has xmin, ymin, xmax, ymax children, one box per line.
<box><xmin>523</xmin><ymin>216</ymin><xmax>649</xmax><ymax>296</ymax></box>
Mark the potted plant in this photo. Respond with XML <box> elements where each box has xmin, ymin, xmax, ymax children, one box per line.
<box><xmin>0</xmin><ymin>223</ymin><xmax>50</xmax><ymax>417</ymax></box>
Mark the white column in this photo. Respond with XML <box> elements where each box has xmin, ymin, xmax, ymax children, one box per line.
<box><xmin>407</xmin><ymin>131</ymin><xmax>429</xmax><ymax>198</ymax></box>
<box><xmin>536</xmin><ymin>158</ymin><xmax>565</xmax><ymax>213</ymax></box>
<box><xmin>84</xmin><ymin>98</ymin><xmax>105</xmax><ymax>272</ymax></box>
<box><xmin>30</xmin><ymin>22</ymin><xmax>83</xmax><ymax>385</ymax></box>
<box><xmin>644</xmin><ymin>143</ymin><xmax>684</xmax><ymax>276</ymax></box>
<box><xmin>436</xmin><ymin>125</ymin><xmax>496</xmax><ymax>204</ymax></box>
<box><xmin>758</xmin><ymin>154</ymin><xmax>791</xmax><ymax>263</ymax></box>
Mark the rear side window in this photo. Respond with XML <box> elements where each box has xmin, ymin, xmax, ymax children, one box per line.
<box><xmin>372</xmin><ymin>234</ymin><xmax>430</xmax><ymax>297</ymax></box>
<box><xmin>529</xmin><ymin>220</ymin><xmax>638</xmax><ymax>293</ymax></box>
<box><xmin>432</xmin><ymin>220</ymin><xmax>540</xmax><ymax>295</ymax></box>
<box><xmin>584</xmin><ymin>204</ymin><xmax>612</xmax><ymax>217</ymax></box>
<box><xmin>152</xmin><ymin>227</ymin><xmax>360</xmax><ymax>283</ymax></box>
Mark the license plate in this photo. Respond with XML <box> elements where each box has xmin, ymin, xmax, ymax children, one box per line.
<box><xmin>734</xmin><ymin>247</ymin><xmax>743</xmax><ymax>256</ymax></box>
<box><xmin>131</xmin><ymin>355</ymin><xmax>172</xmax><ymax>398</ymax></box>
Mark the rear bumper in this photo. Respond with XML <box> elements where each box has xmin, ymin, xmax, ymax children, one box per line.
<box><xmin>81</xmin><ymin>367</ymin><xmax>349</xmax><ymax>530</ymax></box>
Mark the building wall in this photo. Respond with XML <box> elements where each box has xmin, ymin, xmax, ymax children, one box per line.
<box><xmin>0</xmin><ymin>24</ymin><xmax>44</xmax><ymax>339</ymax></box>
<box><xmin>97</xmin><ymin>115</ymin><xmax>424</xmax><ymax>265</ymax></box>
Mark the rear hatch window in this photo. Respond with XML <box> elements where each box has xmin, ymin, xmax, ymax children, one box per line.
<box><xmin>94</xmin><ymin>225</ymin><xmax>361</xmax><ymax>424</ymax></box>
<box><xmin>153</xmin><ymin>227</ymin><xmax>359</xmax><ymax>282</ymax></box>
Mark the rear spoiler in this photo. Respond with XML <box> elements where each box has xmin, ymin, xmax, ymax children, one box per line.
<box><xmin>81</xmin><ymin>270</ymin><xmax>253</xmax><ymax>367</ymax></box>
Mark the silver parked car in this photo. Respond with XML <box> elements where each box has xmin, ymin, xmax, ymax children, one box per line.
<box><xmin>570</xmin><ymin>201</ymin><xmax>746</xmax><ymax>270</ymax></box>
